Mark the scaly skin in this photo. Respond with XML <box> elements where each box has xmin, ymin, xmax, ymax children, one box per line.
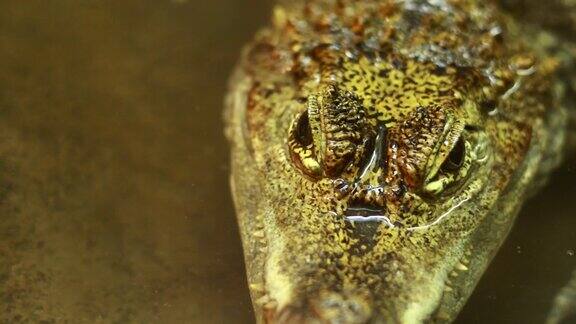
<box><xmin>225</xmin><ymin>0</ymin><xmax>568</xmax><ymax>323</ymax></box>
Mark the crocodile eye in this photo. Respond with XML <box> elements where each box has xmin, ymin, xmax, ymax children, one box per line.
<box><xmin>288</xmin><ymin>111</ymin><xmax>322</xmax><ymax>179</ymax></box>
<box><xmin>422</xmin><ymin>135</ymin><xmax>472</xmax><ymax>196</ymax></box>
<box><xmin>441</xmin><ymin>137</ymin><xmax>465</xmax><ymax>173</ymax></box>
<box><xmin>288</xmin><ymin>85</ymin><xmax>367</xmax><ymax>180</ymax></box>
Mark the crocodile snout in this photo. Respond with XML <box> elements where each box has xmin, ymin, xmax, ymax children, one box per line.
<box><xmin>266</xmin><ymin>291</ymin><xmax>373</xmax><ymax>324</ymax></box>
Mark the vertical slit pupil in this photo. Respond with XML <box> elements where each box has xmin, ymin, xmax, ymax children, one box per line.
<box><xmin>442</xmin><ymin>137</ymin><xmax>465</xmax><ymax>172</ymax></box>
<box><xmin>296</xmin><ymin>111</ymin><xmax>313</xmax><ymax>146</ymax></box>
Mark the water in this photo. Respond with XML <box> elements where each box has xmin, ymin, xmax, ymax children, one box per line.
<box><xmin>0</xmin><ymin>1</ymin><xmax>573</xmax><ymax>323</ymax></box>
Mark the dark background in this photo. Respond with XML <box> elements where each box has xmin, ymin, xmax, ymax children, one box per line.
<box><xmin>0</xmin><ymin>1</ymin><xmax>573</xmax><ymax>323</ymax></box>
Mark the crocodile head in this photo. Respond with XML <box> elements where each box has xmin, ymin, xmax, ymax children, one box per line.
<box><xmin>226</xmin><ymin>1</ymin><xmax>562</xmax><ymax>323</ymax></box>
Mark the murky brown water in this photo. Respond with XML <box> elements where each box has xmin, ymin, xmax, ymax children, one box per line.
<box><xmin>0</xmin><ymin>1</ymin><xmax>573</xmax><ymax>323</ymax></box>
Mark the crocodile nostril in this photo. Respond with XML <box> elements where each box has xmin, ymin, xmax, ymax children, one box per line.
<box><xmin>334</xmin><ymin>178</ymin><xmax>354</xmax><ymax>198</ymax></box>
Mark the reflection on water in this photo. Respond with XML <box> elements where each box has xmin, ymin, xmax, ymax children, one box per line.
<box><xmin>0</xmin><ymin>1</ymin><xmax>573</xmax><ymax>323</ymax></box>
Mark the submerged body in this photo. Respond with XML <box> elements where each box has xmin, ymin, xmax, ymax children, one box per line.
<box><xmin>225</xmin><ymin>0</ymin><xmax>572</xmax><ymax>322</ymax></box>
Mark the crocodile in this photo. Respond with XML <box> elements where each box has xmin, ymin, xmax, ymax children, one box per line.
<box><xmin>224</xmin><ymin>0</ymin><xmax>575</xmax><ymax>322</ymax></box>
